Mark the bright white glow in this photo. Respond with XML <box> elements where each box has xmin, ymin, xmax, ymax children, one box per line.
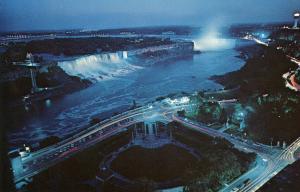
<box><xmin>45</xmin><ymin>99</ymin><xmax>51</xmax><ymax>107</ymax></box>
<box><xmin>193</xmin><ymin>23</ymin><xmax>235</xmax><ymax>51</ymax></box>
<box><xmin>180</xmin><ymin>96</ymin><xmax>190</xmax><ymax>104</ymax></box>
<box><xmin>165</xmin><ymin>96</ymin><xmax>190</xmax><ymax>105</ymax></box>
<box><xmin>58</xmin><ymin>52</ymin><xmax>141</xmax><ymax>82</ymax></box>
<box><xmin>294</xmin><ymin>13</ymin><xmax>300</xmax><ymax>17</ymax></box>
<box><xmin>122</xmin><ymin>51</ymin><xmax>128</xmax><ymax>59</ymax></box>
<box><xmin>194</xmin><ymin>37</ymin><xmax>235</xmax><ymax>51</ymax></box>
<box><xmin>19</xmin><ymin>151</ymin><xmax>27</xmax><ymax>157</ymax></box>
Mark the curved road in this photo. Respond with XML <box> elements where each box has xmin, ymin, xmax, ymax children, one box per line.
<box><xmin>12</xmin><ymin>100</ymin><xmax>300</xmax><ymax>192</ymax></box>
<box><xmin>171</xmin><ymin>115</ymin><xmax>299</xmax><ymax>192</ymax></box>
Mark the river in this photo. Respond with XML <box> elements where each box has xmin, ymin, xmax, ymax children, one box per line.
<box><xmin>8</xmin><ymin>39</ymin><xmax>246</xmax><ymax>148</ymax></box>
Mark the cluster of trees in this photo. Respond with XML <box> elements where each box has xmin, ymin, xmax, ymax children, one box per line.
<box><xmin>259</xmin><ymin>160</ymin><xmax>300</xmax><ymax>192</ymax></box>
<box><xmin>0</xmin><ymin>37</ymin><xmax>175</xmax><ymax>78</ymax></box>
<box><xmin>247</xmin><ymin>92</ymin><xmax>300</xmax><ymax>144</ymax></box>
<box><xmin>196</xmin><ymin>100</ymin><xmax>227</xmax><ymax>125</ymax></box>
<box><xmin>212</xmin><ymin>44</ymin><xmax>300</xmax><ymax>144</ymax></box>
<box><xmin>1</xmin><ymin>37</ymin><xmax>173</xmax><ymax>63</ymax></box>
<box><xmin>0</xmin><ymin>43</ymin><xmax>27</xmax><ymax>74</ymax></box>
<box><xmin>0</xmin><ymin>76</ymin><xmax>32</xmax><ymax>100</ymax></box>
<box><xmin>169</xmin><ymin>122</ymin><xmax>256</xmax><ymax>192</ymax></box>
<box><xmin>212</xmin><ymin>46</ymin><xmax>296</xmax><ymax>100</ymax></box>
<box><xmin>1</xmin><ymin>65</ymin><xmax>90</xmax><ymax>102</ymax></box>
<box><xmin>38</xmin><ymin>136</ymin><xmax>61</xmax><ymax>149</ymax></box>
<box><xmin>183</xmin><ymin>94</ymin><xmax>227</xmax><ymax>126</ymax></box>
<box><xmin>24</xmin><ymin>131</ymin><xmax>132</xmax><ymax>192</ymax></box>
<box><xmin>111</xmin><ymin>144</ymin><xmax>197</xmax><ymax>183</ymax></box>
<box><xmin>270</xmin><ymin>28</ymin><xmax>300</xmax><ymax>59</ymax></box>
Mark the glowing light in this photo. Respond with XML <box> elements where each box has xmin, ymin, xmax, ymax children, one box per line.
<box><xmin>45</xmin><ymin>99</ymin><xmax>52</xmax><ymax>107</ymax></box>
<box><xmin>122</xmin><ymin>51</ymin><xmax>128</xmax><ymax>59</ymax></box>
<box><xmin>193</xmin><ymin>21</ymin><xmax>236</xmax><ymax>51</ymax></box>
<box><xmin>239</xmin><ymin>112</ymin><xmax>244</xmax><ymax>117</ymax></box>
<box><xmin>193</xmin><ymin>36</ymin><xmax>236</xmax><ymax>51</ymax></box>
<box><xmin>180</xmin><ymin>96</ymin><xmax>190</xmax><ymax>104</ymax></box>
<box><xmin>165</xmin><ymin>96</ymin><xmax>190</xmax><ymax>105</ymax></box>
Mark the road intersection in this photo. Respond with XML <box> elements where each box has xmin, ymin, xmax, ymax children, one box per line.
<box><xmin>11</xmin><ymin>99</ymin><xmax>300</xmax><ymax>192</ymax></box>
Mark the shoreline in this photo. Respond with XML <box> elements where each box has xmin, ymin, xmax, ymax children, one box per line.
<box><xmin>5</xmin><ymin>40</ymin><xmax>246</xmax><ymax>149</ymax></box>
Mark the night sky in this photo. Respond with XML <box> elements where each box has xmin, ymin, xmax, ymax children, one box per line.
<box><xmin>1</xmin><ymin>0</ymin><xmax>300</xmax><ymax>31</ymax></box>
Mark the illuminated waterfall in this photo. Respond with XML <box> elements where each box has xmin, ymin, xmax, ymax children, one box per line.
<box><xmin>58</xmin><ymin>51</ymin><xmax>141</xmax><ymax>82</ymax></box>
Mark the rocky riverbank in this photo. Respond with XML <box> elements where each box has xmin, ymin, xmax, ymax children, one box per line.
<box><xmin>0</xmin><ymin>64</ymin><xmax>91</xmax><ymax>107</ymax></box>
<box><xmin>210</xmin><ymin>42</ymin><xmax>300</xmax><ymax>144</ymax></box>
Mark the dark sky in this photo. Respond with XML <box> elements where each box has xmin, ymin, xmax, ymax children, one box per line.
<box><xmin>1</xmin><ymin>0</ymin><xmax>300</xmax><ymax>31</ymax></box>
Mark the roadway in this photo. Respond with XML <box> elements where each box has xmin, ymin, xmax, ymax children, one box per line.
<box><xmin>238</xmin><ymin>137</ymin><xmax>300</xmax><ymax>192</ymax></box>
<box><xmin>15</xmin><ymin>104</ymin><xmax>157</xmax><ymax>183</ymax></box>
<box><xmin>242</xmin><ymin>35</ymin><xmax>268</xmax><ymax>47</ymax></box>
<box><xmin>171</xmin><ymin>115</ymin><xmax>299</xmax><ymax>192</ymax></box>
<box><xmin>282</xmin><ymin>55</ymin><xmax>300</xmax><ymax>92</ymax></box>
<box><xmin>12</xmin><ymin>99</ymin><xmax>300</xmax><ymax>192</ymax></box>
<box><xmin>14</xmin><ymin>101</ymin><xmax>182</xmax><ymax>183</ymax></box>
<box><xmin>227</xmin><ymin>35</ymin><xmax>300</xmax><ymax>191</ymax></box>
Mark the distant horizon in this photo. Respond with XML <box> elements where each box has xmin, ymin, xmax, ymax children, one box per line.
<box><xmin>1</xmin><ymin>0</ymin><xmax>299</xmax><ymax>32</ymax></box>
<box><xmin>0</xmin><ymin>21</ymin><xmax>294</xmax><ymax>33</ymax></box>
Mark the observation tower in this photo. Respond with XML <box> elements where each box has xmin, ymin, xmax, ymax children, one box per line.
<box><xmin>293</xmin><ymin>11</ymin><xmax>300</xmax><ymax>29</ymax></box>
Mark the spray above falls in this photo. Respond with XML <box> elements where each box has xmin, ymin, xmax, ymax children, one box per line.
<box><xmin>193</xmin><ymin>22</ymin><xmax>236</xmax><ymax>51</ymax></box>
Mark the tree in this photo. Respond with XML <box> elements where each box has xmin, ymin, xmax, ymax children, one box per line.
<box><xmin>177</xmin><ymin>110</ymin><xmax>186</xmax><ymax>117</ymax></box>
<box><xmin>39</xmin><ymin>136</ymin><xmax>61</xmax><ymax>149</ymax></box>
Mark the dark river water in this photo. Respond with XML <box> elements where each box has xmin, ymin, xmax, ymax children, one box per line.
<box><xmin>8</xmin><ymin>42</ymin><xmax>245</xmax><ymax>149</ymax></box>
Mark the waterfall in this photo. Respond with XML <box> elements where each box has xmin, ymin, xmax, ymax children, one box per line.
<box><xmin>58</xmin><ymin>51</ymin><xmax>140</xmax><ymax>82</ymax></box>
<box><xmin>193</xmin><ymin>37</ymin><xmax>236</xmax><ymax>51</ymax></box>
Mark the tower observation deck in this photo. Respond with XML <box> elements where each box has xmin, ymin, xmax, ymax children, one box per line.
<box><xmin>13</xmin><ymin>53</ymin><xmax>41</xmax><ymax>93</ymax></box>
<box><xmin>293</xmin><ymin>11</ymin><xmax>300</xmax><ymax>29</ymax></box>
